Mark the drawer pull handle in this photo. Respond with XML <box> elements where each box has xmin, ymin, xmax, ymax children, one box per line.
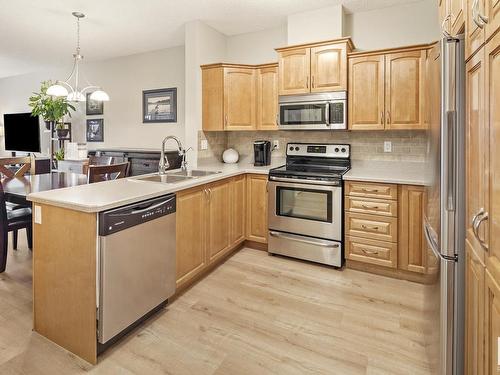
<box><xmin>361</xmin><ymin>224</ymin><xmax>379</xmax><ymax>231</ymax></box>
<box><xmin>361</xmin><ymin>248</ymin><xmax>379</xmax><ymax>255</ymax></box>
<box><xmin>361</xmin><ymin>188</ymin><xmax>380</xmax><ymax>193</ymax></box>
<box><xmin>361</xmin><ymin>204</ymin><xmax>379</xmax><ymax>209</ymax></box>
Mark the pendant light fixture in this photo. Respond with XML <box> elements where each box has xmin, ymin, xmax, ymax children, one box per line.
<box><xmin>47</xmin><ymin>12</ymin><xmax>109</xmax><ymax>102</ymax></box>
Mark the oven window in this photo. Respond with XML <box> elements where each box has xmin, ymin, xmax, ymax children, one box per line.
<box><xmin>276</xmin><ymin>187</ymin><xmax>332</xmax><ymax>222</ymax></box>
<box><xmin>280</xmin><ymin>104</ymin><xmax>325</xmax><ymax>125</ymax></box>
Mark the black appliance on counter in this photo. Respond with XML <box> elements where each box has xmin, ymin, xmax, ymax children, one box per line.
<box><xmin>253</xmin><ymin>140</ymin><xmax>272</xmax><ymax>166</ymax></box>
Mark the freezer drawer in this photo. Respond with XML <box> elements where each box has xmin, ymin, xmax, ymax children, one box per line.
<box><xmin>98</xmin><ymin>211</ymin><xmax>176</xmax><ymax>344</ymax></box>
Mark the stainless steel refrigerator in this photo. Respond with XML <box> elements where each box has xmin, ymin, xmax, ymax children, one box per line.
<box><xmin>424</xmin><ymin>35</ymin><xmax>465</xmax><ymax>375</ymax></box>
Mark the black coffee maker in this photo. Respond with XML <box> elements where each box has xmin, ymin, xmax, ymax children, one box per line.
<box><xmin>253</xmin><ymin>140</ymin><xmax>272</xmax><ymax>166</ymax></box>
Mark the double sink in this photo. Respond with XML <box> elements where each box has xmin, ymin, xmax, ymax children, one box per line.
<box><xmin>137</xmin><ymin>169</ymin><xmax>221</xmax><ymax>184</ymax></box>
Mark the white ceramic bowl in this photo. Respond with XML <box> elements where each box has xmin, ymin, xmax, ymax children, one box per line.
<box><xmin>222</xmin><ymin>148</ymin><xmax>239</xmax><ymax>164</ymax></box>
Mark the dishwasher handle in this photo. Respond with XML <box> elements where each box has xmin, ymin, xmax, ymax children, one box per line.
<box><xmin>99</xmin><ymin>194</ymin><xmax>176</xmax><ymax>236</ymax></box>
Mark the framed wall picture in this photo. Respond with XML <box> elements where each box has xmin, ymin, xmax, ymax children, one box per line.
<box><xmin>86</xmin><ymin>119</ymin><xmax>104</xmax><ymax>142</ymax></box>
<box><xmin>86</xmin><ymin>92</ymin><xmax>104</xmax><ymax>115</ymax></box>
<box><xmin>142</xmin><ymin>87</ymin><xmax>177</xmax><ymax>123</ymax></box>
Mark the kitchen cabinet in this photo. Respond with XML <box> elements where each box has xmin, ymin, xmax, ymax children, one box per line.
<box><xmin>465</xmin><ymin>239</ymin><xmax>485</xmax><ymax>375</ymax></box>
<box><xmin>345</xmin><ymin>212</ymin><xmax>398</xmax><ymax>243</ymax></box>
<box><xmin>348</xmin><ymin>45</ymin><xmax>428</xmax><ymax>131</ymax></box>
<box><xmin>246</xmin><ymin>174</ymin><xmax>268</xmax><ymax>244</ymax></box>
<box><xmin>398</xmin><ymin>185</ymin><xmax>427</xmax><ymax>274</ymax></box>
<box><xmin>466</xmin><ymin>48</ymin><xmax>489</xmax><ymax>264</ymax></box>
<box><xmin>485</xmin><ymin>0</ymin><xmax>500</xmax><ymax>40</ymax></box>
<box><xmin>256</xmin><ymin>64</ymin><xmax>278</xmax><ymax>130</ymax></box>
<box><xmin>230</xmin><ymin>175</ymin><xmax>246</xmax><ymax>244</ymax></box>
<box><xmin>276</xmin><ymin>38</ymin><xmax>353</xmax><ymax>95</ymax></box>
<box><xmin>345</xmin><ymin>236</ymin><xmax>397</xmax><ymax>269</ymax></box>
<box><xmin>466</xmin><ymin>0</ymin><xmax>486</xmax><ymax>59</ymax></box>
<box><xmin>485</xmin><ymin>268</ymin><xmax>500</xmax><ymax>375</ymax></box>
<box><xmin>176</xmin><ymin>186</ymin><xmax>207</xmax><ymax>288</ymax></box>
<box><xmin>224</xmin><ymin>67</ymin><xmax>256</xmax><ymax>130</ymax></box>
<box><xmin>206</xmin><ymin>180</ymin><xmax>232</xmax><ymax>262</ymax></box>
<box><xmin>202</xmin><ymin>63</ymin><xmax>278</xmax><ymax>131</ymax></box>
<box><xmin>348</xmin><ymin>55</ymin><xmax>385</xmax><ymax>130</ymax></box>
<box><xmin>450</xmin><ymin>0</ymin><xmax>465</xmax><ymax>34</ymax></box>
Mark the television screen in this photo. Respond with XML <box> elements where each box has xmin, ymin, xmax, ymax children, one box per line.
<box><xmin>3</xmin><ymin>112</ymin><xmax>41</xmax><ymax>153</ymax></box>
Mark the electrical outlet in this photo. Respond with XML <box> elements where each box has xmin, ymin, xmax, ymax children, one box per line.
<box><xmin>200</xmin><ymin>139</ymin><xmax>208</xmax><ymax>150</ymax></box>
<box><xmin>273</xmin><ymin>140</ymin><xmax>280</xmax><ymax>150</ymax></box>
<box><xmin>34</xmin><ymin>205</ymin><xmax>42</xmax><ymax>224</ymax></box>
<box><xmin>384</xmin><ymin>141</ymin><xmax>392</xmax><ymax>153</ymax></box>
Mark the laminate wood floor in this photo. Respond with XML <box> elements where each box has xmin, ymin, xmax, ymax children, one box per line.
<box><xmin>0</xmin><ymin>234</ymin><xmax>432</xmax><ymax>375</ymax></box>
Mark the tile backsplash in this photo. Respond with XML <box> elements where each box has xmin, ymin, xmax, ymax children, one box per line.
<box><xmin>199</xmin><ymin>130</ymin><xmax>428</xmax><ymax>163</ymax></box>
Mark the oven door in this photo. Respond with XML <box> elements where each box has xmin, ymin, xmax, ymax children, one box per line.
<box><xmin>268</xmin><ymin>179</ymin><xmax>342</xmax><ymax>240</ymax></box>
<box><xmin>278</xmin><ymin>101</ymin><xmax>330</xmax><ymax>130</ymax></box>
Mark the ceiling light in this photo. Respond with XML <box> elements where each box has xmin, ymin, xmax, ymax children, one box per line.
<box><xmin>47</xmin><ymin>12</ymin><xmax>110</xmax><ymax>102</ymax></box>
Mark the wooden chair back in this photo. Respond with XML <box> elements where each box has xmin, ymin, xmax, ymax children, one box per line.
<box><xmin>0</xmin><ymin>182</ymin><xmax>9</xmax><ymax>272</ymax></box>
<box><xmin>87</xmin><ymin>162</ymin><xmax>129</xmax><ymax>184</ymax></box>
<box><xmin>83</xmin><ymin>156</ymin><xmax>129</xmax><ymax>176</ymax></box>
<box><xmin>0</xmin><ymin>157</ymin><xmax>32</xmax><ymax>178</ymax></box>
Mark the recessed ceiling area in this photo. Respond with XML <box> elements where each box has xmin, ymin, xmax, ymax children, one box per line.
<box><xmin>0</xmin><ymin>0</ymin><xmax>423</xmax><ymax>78</ymax></box>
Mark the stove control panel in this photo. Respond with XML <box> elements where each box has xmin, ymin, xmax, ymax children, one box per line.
<box><xmin>286</xmin><ymin>143</ymin><xmax>350</xmax><ymax>158</ymax></box>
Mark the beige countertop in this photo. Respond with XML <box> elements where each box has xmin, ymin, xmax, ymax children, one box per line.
<box><xmin>27</xmin><ymin>159</ymin><xmax>282</xmax><ymax>213</ymax></box>
<box><xmin>27</xmin><ymin>158</ymin><xmax>426</xmax><ymax>213</ymax></box>
<box><xmin>344</xmin><ymin>160</ymin><xmax>427</xmax><ymax>186</ymax></box>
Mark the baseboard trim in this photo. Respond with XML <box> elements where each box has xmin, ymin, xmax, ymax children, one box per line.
<box><xmin>244</xmin><ymin>240</ymin><xmax>268</xmax><ymax>251</ymax></box>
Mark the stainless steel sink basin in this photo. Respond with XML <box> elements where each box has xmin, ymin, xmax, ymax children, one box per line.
<box><xmin>170</xmin><ymin>169</ymin><xmax>222</xmax><ymax>177</ymax></box>
<box><xmin>137</xmin><ymin>174</ymin><xmax>193</xmax><ymax>184</ymax></box>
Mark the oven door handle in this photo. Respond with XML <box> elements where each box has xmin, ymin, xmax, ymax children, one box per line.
<box><xmin>269</xmin><ymin>231</ymin><xmax>340</xmax><ymax>248</ymax></box>
<box><xmin>269</xmin><ymin>175</ymin><xmax>339</xmax><ymax>186</ymax></box>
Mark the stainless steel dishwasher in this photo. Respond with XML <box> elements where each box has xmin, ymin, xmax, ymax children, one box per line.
<box><xmin>97</xmin><ymin>194</ymin><xmax>176</xmax><ymax>347</ymax></box>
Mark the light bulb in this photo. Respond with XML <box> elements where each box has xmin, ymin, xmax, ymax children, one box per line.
<box><xmin>89</xmin><ymin>90</ymin><xmax>110</xmax><ymax>101</ymax></box>
<box><xmin>47</xmin><ymin>84</ymin><xmax>69</xmax><ymax>97</ymax></box>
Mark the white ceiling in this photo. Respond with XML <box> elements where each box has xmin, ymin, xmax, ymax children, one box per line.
<box><xmin>0</xmin><ymin>0</ymin><xmax>422</xmax><ymax>78</ymax></box>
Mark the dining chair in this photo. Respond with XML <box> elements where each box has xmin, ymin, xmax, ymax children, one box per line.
<box><xmin>82</xmin><ymin>156</ymin><xmax>129</xmax><ymax>176</ymax></box>
<box><xmin>0</xmin><ymin>182</ymin><xmax>32</xmax><ymax>273</ymax></box>
<box><xmin>87</xmin><ymin>162</ymin><xmax>130</xmax><ymax>184</ymax></box>
<box><xmin>0</xmin><ymin>156</ymin><xmax>32</xmax><ymax>178</ymax></box>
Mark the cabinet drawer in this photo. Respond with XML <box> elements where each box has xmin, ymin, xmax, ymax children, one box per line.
<box><xmin>346</xmin><ymin>236</ymin><xmax>397</xmax><ymax>268</ymax></box>
<box><xmin>345</xmin><ymin>212</ymin><xmax>398</xmax><ymax>242</ymax></box>
<box><xmin>345</xmin><ymin>181</ymin><xmax>398</xmax><ymax>200</ymax></box>
<box><xmin>345</xmin><ymin>196</ymin><xmax>397</xmax><ymax>217</ymax></box>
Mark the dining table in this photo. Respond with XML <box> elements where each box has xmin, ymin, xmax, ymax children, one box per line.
<box><xmin>2</xmin><ymin>171</ymin><xmax>88</xmax><ymax>205</ymax></box>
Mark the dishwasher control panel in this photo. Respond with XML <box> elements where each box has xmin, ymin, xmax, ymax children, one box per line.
<box><xmin>99</xmin><ymin>194</ymin><xmax>176</xmax><ymax>236</ymax></box>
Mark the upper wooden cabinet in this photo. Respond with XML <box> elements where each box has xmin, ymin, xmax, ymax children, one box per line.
<box><xmin>276</xmin><ymin>38</ymin><xmax>353</xmax><ymax>96</ymax></box>
<box><xmin>439</xmin><ymin>0</ymin><xmax>465</xmax><ymax>36</ymax></box>
<box><xmin>256</xmin><ymin>64</ymin><xmax>279</xmax><ymax>130</ymax></box>
<box><xmin>348</xmin><ymin>45</ymin><xmax>428</xmax><ymax>131</ymax></box>
<box><xmin>485</xmin><ymin>0</ymin><xmax>500</xmax><ymax>40</ymax></box>
<box><xmin>348</xmin><ymin>55</ymin><xmax>385</xmax><ymax>130</ymax></box>
<box><xmin>202</xmin><ymin>63</ymin><xmax>277</xmax><ymax>131</ymax></box>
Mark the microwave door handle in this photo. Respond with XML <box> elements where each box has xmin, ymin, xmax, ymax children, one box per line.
<box><xmin>325</xmin><ymin>102</ymin><xmax>330</xmax><ymax>126</ymax></box>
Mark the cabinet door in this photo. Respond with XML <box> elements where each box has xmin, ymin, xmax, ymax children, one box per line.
<box><xmin>202</xmin><ymin>67</ymin><xmax>224</xmax><ymax>131</ymax></box>
<box><xmin>398</xmin><ymin>185</ymin><xmax>427</xmax><ymax>274</ymax></box>
<box><xmin>466</xmin><ymin>0</ymin><xmax>486</xmax><ymax>59</ymax></box>
<box><xmin>176</xmin><ymin>186</ymin><xmax>207</xmax><ymax>288</ymax></box>
<box><xmin>466</xmin><ymin>48</ymin><xmax>489</xmax><ymax>263</ymax></box>
<box><xmin>385</xmin><ymin>50</ymin><xmax>426</xmax><ymax>130</ymax></box>
<box><xmin>465</xmin><ymin>239</ymin><xmax>485</xmax><ymax>375</ymax></box>
<box><xmin>450</xmin><ymin>0</ymin><xmax>465</xmax><ymax>34</ymax></box>
<box><xmin>230</xmin><ymin>175</ymin><xmax>246</xmax><ymax>245</ymax></box>
<box><xmin>256</xmin><ymin>66</ymin><xmax>278</xmax><ymax>130</ymax></box>
<box><xmin>206</xmin><ymin>180</ymin><xmax>232</xmax><ymax>262</ymax></box>
<box><xmin>348</xmin><ymin>55</ymin><xmax>385</xmax><ymax>130</ymax></box>
<box><xmin>246</xmin><ymin>174</ymin><xmax>268</xmax><ymax>243</ymax></box>
<box><xmin>224</xmin><ymin>68</ymin><xmax>256</xmax><ymax>130</ymax></box>
<box><xmin>486</xmin><ymin>33</ymin><xmax>500</xmax><ymax>280</ymax></box>
<box><xmin>278</xmin><ymin>48</ymin><xmax>310</xmax><ymax>95</ymax></box>
<box><xmin>485</xmin><ymin>269</ymin><xmax>500</xmax><ymax>375</ymax></box>
<box><xmin>310</xmin><ymin>43</ymin><xmax>347</xmax><ymax>92</ymax></box>
<box><xmin>485</xmin><ymin>0</ymin><xmax>500</xmax><ymax>40</ymax></box>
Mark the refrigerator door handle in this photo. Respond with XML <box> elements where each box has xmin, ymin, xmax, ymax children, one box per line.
<box><xmin>424</xmin><ymin>220</ymin><xmax>441</xmax><ymax>259</ymax></box>
<box><xmin>446</xmin><ymin>110</ymin><xmax>457</xmax><ymax>211</ymax></box>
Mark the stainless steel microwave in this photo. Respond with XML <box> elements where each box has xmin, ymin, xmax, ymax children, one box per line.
<box><xmin>278</xmin><ymin>92</ymin><xmax>347</xmax><ymax>130</ymax></box>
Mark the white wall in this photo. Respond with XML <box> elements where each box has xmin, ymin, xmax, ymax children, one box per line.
<box><xmin>0</xmin><ymin>45</ymin><xmax>186</xmax><ymax>154</ymax></box>
<box><xmin>184</xmin><ymin>20</ymin><xmax>227</xmax><ymax>167</ymax></box>
<box><xmin>287</xmin><ymin>5</ymin><xmax>344</xmax><ymax>45</ymax></box>
<box><xmin>225</xmin><ymin>26</ymin><xmax>286</xmax><ymax>64</ymax></box>
<box><xmin>344</xmin><ymin>1</ymin><xmax>440</xmax><ymax>50</ymax></box>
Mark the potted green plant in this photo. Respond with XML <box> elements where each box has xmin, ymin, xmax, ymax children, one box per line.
<box><xmin>54</xmin><ymin>148</ymin><xmax>65</xmax><ymax>161</ymax></box>
<box><xmin>28</xmin><ymin>80</ymin><xmax>76</xmax><ymax>130</ymax></box>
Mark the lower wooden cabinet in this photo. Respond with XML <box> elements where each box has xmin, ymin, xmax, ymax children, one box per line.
<box><xmin>465</xmin><ymin>239</ymin><xmax>485</xmax><ymax>375</ymax></box>
<box><xmin>176</xmin><ymin>186</ymin><xmax>207</xmax><ymax>288</ymax></box>
<box><xmin>230</xmin><ymin>175</ymin><xmax>246</xmax><ymax>244</ymax></box>
<box><xmin>485</xmin><ymin>268</ymin><xmax>500</xmax><ymax>375</ymax></box>
<box><xmin>345</xmin><ymin>236</ymin><xmax>397</xmax><ymax>268</ymax></box>
<box><xmin>246</xmin><ymin>174</ymin><xmax>268</xmax><ymax>244</ymax></box>
<box><xmin>398</xmin><ymin>185</ymin><xmax>427</xmax><ymax>274</ymax></box>
<box><xmin>206</xmin><ymin>180</ymin><xmax>232</xmax><ymax>262</ymax></box>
